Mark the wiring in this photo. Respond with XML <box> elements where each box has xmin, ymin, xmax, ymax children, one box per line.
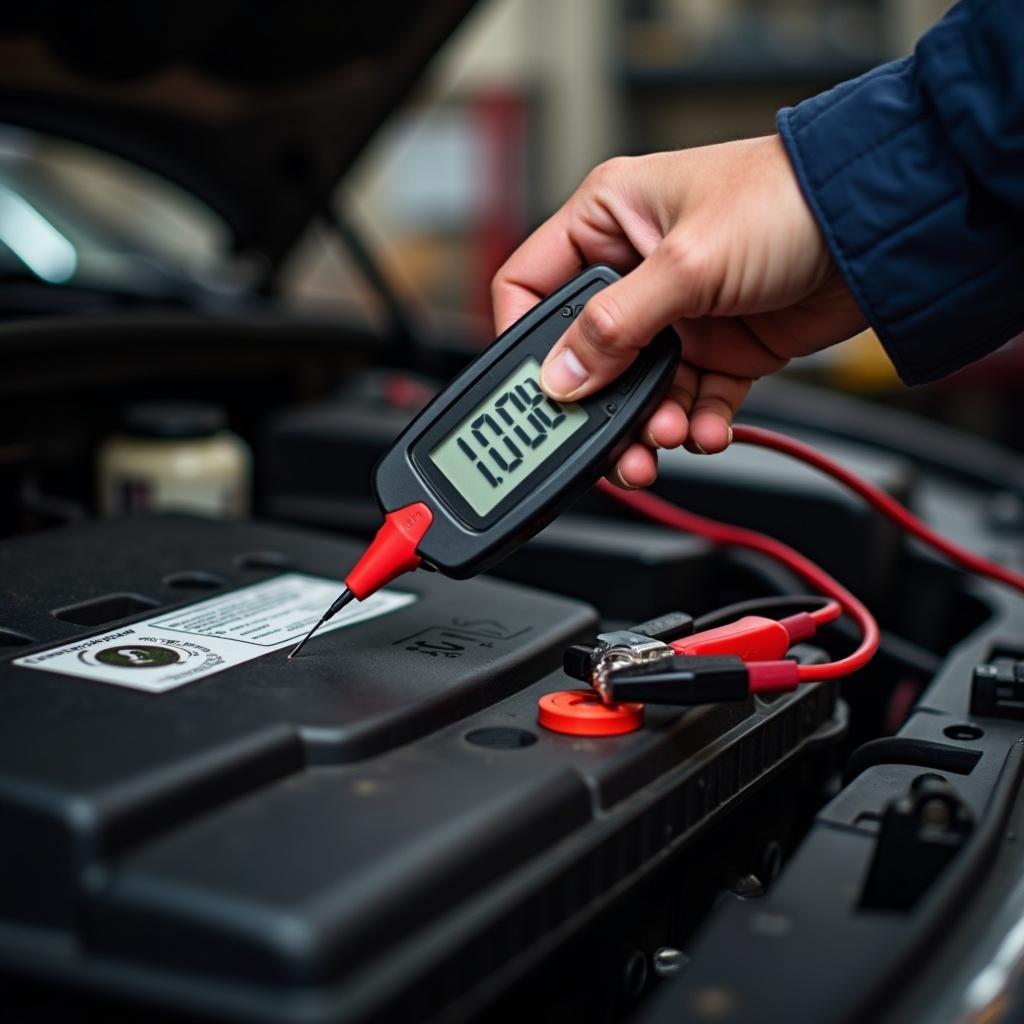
<box><xmin>732</xmin><ymin>426</ymin><xmax>1024</xmax><ymax>593</ymax></box>
<box><xmin>597</xmin><ymin>475</ymin><xmax>878</xmax><ymax>685</ymax></box>
<box><xmin>692</xmin><ymin>595</ymin><xmax>836</xmax><ymax>632</ymax></box>
<box><xmin>597</xmin><ymin>423</ymin><xmax>1024</xmax><ymax>689</ymax></box>
<box><xmin>693</xmin><ymin>595</ymin><xmax>942</xmax><ymax>678</ymax></box>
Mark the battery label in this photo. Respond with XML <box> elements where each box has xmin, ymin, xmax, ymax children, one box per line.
<box><xmin>13</xmin><ymin>573</ymin><xmax>417</xmax><ymax>693</ymax></box>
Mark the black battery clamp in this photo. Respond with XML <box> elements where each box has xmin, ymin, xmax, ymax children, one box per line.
<box><xmin>289</xmin><ymin>265</ymin><xmax>680</xmax><ymax>657</ymax></box>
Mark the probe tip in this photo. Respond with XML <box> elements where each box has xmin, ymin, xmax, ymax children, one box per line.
<box><xmin>287</xmin><ymin>587</ymin><xmax>356</xmax><ymax>660</ymax></box>
<box><xmin>287</xmin><ymin>620</ymin><xmax>323</xmax><ymax>660</ymax></box>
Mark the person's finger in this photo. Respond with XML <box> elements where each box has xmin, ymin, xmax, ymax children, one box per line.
<box><xmin>668</xmin><ymin>360</ymin><xmax>701</xmax><ymax>414</ymax></box>
<box><xmin>633</xmin><ymin>358</ymin><xmax>698</xmax><ymax>451</ymax></box>
<box><xmin>643</xmin><ymin>398</ymin><xmax>688</xmax><ymax>450</ymax></box>
<box><xmin>540</xmin><ymin>231</ymin><xmax>711</xmax><ymax>401</ymax></box>
<box><xmin>611</xmin><ymin>443</ymin><xmax>658</xmax><ymax>489</ymax></box>
<box><xmin>491</xmin><ymin>209</ymin><xmax>587</xmax><ymax>335</ymax></box>
<box><xmin>491</xmin><ymin>174</ymin><xmax>645</xmax><ymax>334</ymax></box>
<box><xmin>685</xmin><ymin>372</ymin><xmax>751</xmax><ymax>454</ymax></box>
<box><xmin>492</xmin><ymin>232</ymin><xmax>643</xmax><ymax>335</ymax></box>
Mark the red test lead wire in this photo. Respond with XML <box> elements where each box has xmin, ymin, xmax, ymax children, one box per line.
<box><xmin>732</xmin><ymin>425</ymin><xmax>1024</xmax><ymax>594</ymax></box>
<box><xmin>597</xmin><ymin>424</ymin><xmax>1024</xmax><ymax>691</ymax></box>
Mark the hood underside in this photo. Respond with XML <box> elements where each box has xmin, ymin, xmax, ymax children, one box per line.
<box><xmin>0</xmin><ymin>1</ymin><xmax>481</xmax><ymax>268</ymax></box>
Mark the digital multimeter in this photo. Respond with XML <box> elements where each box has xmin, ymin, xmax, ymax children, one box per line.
<box><xmin>289</xmin><ymin>265</ymin><xmax>680</xmax><ymax>657</ymax></box>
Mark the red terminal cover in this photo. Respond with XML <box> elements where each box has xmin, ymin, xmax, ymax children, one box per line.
<box><xmin>538</xmin><ymin>690</ymin><xmax>644</xmax><ymax>736</ymax></box>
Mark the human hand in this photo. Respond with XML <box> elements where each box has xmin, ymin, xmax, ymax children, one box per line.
<box><xmin>491</xmin><ymin>135</ymin><xmax>867</xmax><ymax>487</ymax></box>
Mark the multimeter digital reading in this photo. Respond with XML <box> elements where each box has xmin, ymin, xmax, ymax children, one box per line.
<box><xmin>289</xmin><ymin>265</ymin><xmax>680</xmax><ymax>657</ymax></box>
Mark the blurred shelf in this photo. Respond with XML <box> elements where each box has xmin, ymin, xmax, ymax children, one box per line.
<box><xmin>620</xmin><ymin>58</ymin><xmax>877</xmax><ymax>88</ymax></box>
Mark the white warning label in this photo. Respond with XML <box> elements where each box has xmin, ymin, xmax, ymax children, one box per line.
<box><xmin>13</xmin><ymin>573</ymin><xmax>417</xmax><ymax>693</ymax></box>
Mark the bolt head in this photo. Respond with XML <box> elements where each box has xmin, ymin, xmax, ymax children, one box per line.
<box><xmin>653</xmin><ymin>946</ymin><xmax>689</xmax><ymax>977</ymax></box>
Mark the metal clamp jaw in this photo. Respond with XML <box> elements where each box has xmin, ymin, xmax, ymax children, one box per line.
<box><xmin>588</xmin><ymin>631</ymin><xmax>675</xmax><ymax>702</ymax></box>
<box><xmin>563</xmin><ymin>611</ymin><xmax>694</xmax><ymax>702</ymax></box>
<box><xmin>562</xmin><ymin>612</ymin><xmax>752</xmax><ymax>708</ymax></box>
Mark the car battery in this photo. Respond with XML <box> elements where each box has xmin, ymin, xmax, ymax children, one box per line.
<box><xmin>0</xmin><ymin>515</ymin><xmax>844</xmax><ymax>1022</ymax></box>
<box><xmin>0</xmin><ymin>515</ymin><xmax>595</xmax><ymax>919</ymax></box>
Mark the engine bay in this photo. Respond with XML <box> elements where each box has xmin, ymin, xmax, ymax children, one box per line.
<box><xmin>3</xmin><ymin>1</ymin><xmax>1024</xmax><ymax>1020</ymax></box>
<box><xmin>2</xmin><ymin>322</ymin><xmax>1024</xmax><ymax>1023</ymax></box>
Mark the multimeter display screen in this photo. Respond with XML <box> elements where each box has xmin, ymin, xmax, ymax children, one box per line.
<box><xmin>428</xmin><ymin>356</ymin><xmax>589</xmax><ymax>516</ymax></box>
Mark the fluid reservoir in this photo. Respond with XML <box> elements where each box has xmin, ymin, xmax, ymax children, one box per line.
<box><xmin>98</xmin><ymin>401</ymin><xmax>251</xmax><ymax>518</ymax></box>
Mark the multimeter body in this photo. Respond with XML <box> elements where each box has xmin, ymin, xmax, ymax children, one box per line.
<box><xmin>373</xmin><ymin>265</ymin><xmax>680</xmax><ymax>578</ymax></box>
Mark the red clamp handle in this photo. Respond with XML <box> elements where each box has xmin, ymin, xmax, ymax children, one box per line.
<box><xmin>669</xmin><ymin>615</ymin><xmax>791</xmax><ymax>662</ymax></box>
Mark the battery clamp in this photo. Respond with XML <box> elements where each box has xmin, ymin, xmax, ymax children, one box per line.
<box><xmin>541</xmin><ymin>425</ymin><xmax>1024</xmax><ymax>737</ymax></box>
<box><xmin>545</xmin><ymin>607</ymin><xmax>832</xmax><ymax>736</ymax></box>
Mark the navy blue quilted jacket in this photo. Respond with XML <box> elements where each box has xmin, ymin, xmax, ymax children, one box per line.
<box><xmin>777</xmin><ymin>0</ymin><xmax>1024</xmax><ymax>385</ymax></box>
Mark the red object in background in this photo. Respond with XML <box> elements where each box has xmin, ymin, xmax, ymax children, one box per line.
<box><xmin>471</xmin><ymin>90</ymin><xmax>528</xmax><ymax>330</ymax></box>
<box><xmin>383</xmin><ymin>373</ymin><xmax>437</xmax><ymax>411</ymax></box>
<box><xmin>884</xmin><ymin>678</ymin><xmax>923</xmax><ymax>734</ymax></box>
<box><xmin>939</xmin><ymin>333</ymin><xmax>1024</xmax><ymax>389</ymax></box>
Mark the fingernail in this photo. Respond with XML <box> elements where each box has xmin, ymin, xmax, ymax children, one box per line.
<box><xmin>645</xmin><ymin>429</ymin><xmax>658</xmax><ymax>448</ymax></box>
<box><xmin>692</xmin><ymin>440</ymin><xmax>708</xmax><ymax>455</ymax></box>
<box><xmin>727</xmin><ymin>425</ymin><xmax>734</xmax><ymax>445</ymax></box>
<box><xmin>542</xmin><ymin>348</ymin><xmax>588</xmax><ymax>398</ymax></box>
<box><xmin>612</xmin><ymin>466</ymin><xmax>639</xmax><ymax>490</ymax></box>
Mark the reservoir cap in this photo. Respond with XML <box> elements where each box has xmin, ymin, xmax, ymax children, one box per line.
<box><xmin>124</xmin><ymin>401</ymin><xmax>227</xmax><ymax>439</ymax></box>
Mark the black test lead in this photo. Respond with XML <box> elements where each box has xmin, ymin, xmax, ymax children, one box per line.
<box><xmin>288</xmin><ymin>587</ymin><xmax>355</xmax><ymax>659</ymax></box>
<box><xmin>286</xmin><ymin>265</ymin><xmax>679</xmax><ymax>659</ymax></box>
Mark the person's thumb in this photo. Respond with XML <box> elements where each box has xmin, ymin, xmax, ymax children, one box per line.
<box><xmin>539</xmin><ymin>236</ymin><xmax>707</xmax><ymax>401</ymax></box>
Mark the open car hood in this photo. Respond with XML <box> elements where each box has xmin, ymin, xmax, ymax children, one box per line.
<box><xmin>0</xmin><ymin>1</ymin><xmax>481</xmax><ymax>269</ymax></box>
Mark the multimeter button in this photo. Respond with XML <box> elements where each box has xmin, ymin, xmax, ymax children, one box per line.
<box><xmin>616</xmin><ymin>363</ymin><xmax>642</xmax><ymax>395</ymax></box>
<box><xmin>537</xmin><ymin>689</ymin><xmax>644</xmax><ymax>736</ymax></box>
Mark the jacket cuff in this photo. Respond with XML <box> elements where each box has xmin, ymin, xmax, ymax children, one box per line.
<box><xmin>778</xmin><ymin>58</ymin><xmax>1024</xmax><ymax>385</ymax></box>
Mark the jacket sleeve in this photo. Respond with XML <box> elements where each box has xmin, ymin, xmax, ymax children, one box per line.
<box><xmin>777</xmin><ymin>0</ymin><xmax>1024</xmax><ymax>385</ymax></box>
